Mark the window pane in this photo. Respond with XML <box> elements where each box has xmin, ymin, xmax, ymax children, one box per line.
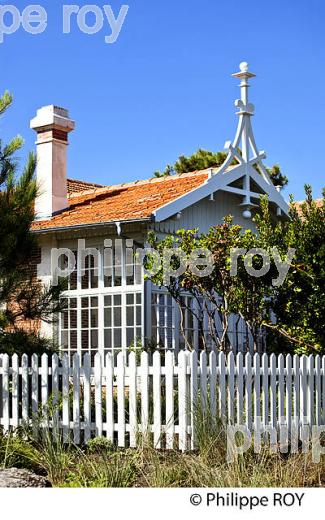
<box><xmin>91</xmin><ymin>330</ymin><xmax>98</xmax><ymax>349</ymax></box>
<box><xmin>127</xmin><ymin>328</ymin><xmax>134</xmax><ymax>346</ymax></box>
<box><xmin>126</xmin><ymin>307</ymin><xmax>134</xmax><ymax>326</ymax></box>
<box><xmin>91</xmin><ymin>297</ymin><xmax>98</xmax><ymax>308</ymax></box>
<box><xmin>70</xmin><ymin>310</ymin><xmax>77</xmax><ymax>329</ymax></box>
<box><xmin>91</xmin><ymin>309</ymin><xmax>98</xmax><ymax>328</ymax></box>
<box><xmin>61</xmin><ymin>331</ymin><xmax>68</xmax><ymax>348</ymax></box>
<box><xmin>136</xmin><ymin>307</ymin><xmax>141</xmax><ymax>326</ymax></box>
<box><xmin>114</xmin><ymin>295</ymin><xmax>121</xmax><ymax>306</ymax></box>
<box><xmin>136</xmin><ymin>293</ymin><xmax>141</xmax><ymax>305</ymax></box>
<box><xmin>104</xmin><ymin>295</ymin><xmax>112</xmax><ymax>306</ymax></box>
<box><xmin>104</xmin><ymin>329</ymin><xmax>112</xmax><ymax>349</ymax></box>
<box><xmin>104</xmin><ymin>308</ymin><xmax>111</xmax><ymax>327</ymax></box>
<box><xmin>114</xmin><ymin>329</ymin><xmax>122</xmax><ymax>348</ymax></box>
<box><xmin>82</xmin><ymin>330</ymin><xmax>89</xmax><ymax>349</ymax></box>
<box><xmin>126</xmin><ymin>294</ymin><xmax>134</xmax><ymax>305</ymax></box>
<box><xmin>81</xmin><ymin>309</ymin><xmax>89</xmax><ymax>328</ymax></box>
<box><xmin>70</xmin><ymin>331</ymin><xmax>78</xmax><ymax>350</ymax></box>
<box><xmin>114</xmin><ymin>307</ymin><xmax>121</xmax><ymax>327</ymax></box>
<box><xmin>82</xmin><ymin>297</ymin><xmax>88</xmax><ymax>308</ymax></box>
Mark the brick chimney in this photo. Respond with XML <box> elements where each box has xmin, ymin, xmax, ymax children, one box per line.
<box><xmin>30</xmin><ymin>105</ymin><xmax>75</xmax><ymax>219</ymax></box>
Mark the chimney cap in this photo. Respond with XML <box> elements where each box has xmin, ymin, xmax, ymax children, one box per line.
<box><xmin>30</xmin><ymin>104</ymin><xmax>75</xmax><ymax>133</ymax></box>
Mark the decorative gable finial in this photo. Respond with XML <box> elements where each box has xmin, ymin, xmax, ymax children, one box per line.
<box><xmin>215</xmin><ymin>62</ymin><xmax>273</xmax><ymax>219</ymax></box>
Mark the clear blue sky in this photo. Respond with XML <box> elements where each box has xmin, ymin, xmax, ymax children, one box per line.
<box><xmin>1</xmin><ymin>0</ymin><xmax>324</xmax><ymax>201</ymax></box>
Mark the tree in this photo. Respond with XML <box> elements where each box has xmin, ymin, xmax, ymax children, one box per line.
<box><xmin>258</xmin><ymin>186</ymin><xmax>325</xmax><ymax>354</ymax></box>
<box><xmin>146</xmin><ymin>189</ymin><xmax>324</xmax><ymax>354</ymax></box>
<box><xmin>0</xmin><ymin>91</ymin><xmax>64</xmax><ymax>354</ymax></box>
<box><xmin>154</xmin><ymin>148</ymin><xmax>289</xmax><ymax>188</ymax></box>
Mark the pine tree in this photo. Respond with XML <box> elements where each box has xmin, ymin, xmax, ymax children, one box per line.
<box><xmin>0</xmin><ymin>91</ymin><xmax>64</xmax><ymax>354</ymax></box>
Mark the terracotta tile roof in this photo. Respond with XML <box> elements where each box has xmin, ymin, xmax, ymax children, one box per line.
<box><xmin>32</xmin><ymin>170</ymin><xmax>209</xmax><ymax>231</ymax></box>
<box><xmin>67</xmin><ymin>178</ymin><xmax>105</xmax><ymax>194</ymax></box>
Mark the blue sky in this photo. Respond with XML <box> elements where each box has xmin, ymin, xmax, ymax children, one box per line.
<box><xmin>0</xmin><ymin>0</ymin><xmax>324</xmax><ymax>201</ymax></box>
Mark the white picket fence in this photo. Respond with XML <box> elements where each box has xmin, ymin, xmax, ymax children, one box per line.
<box><xmin>0</xmin><ymin>351</ymin><xmax>324</xmax><ymax>450</ymax></box>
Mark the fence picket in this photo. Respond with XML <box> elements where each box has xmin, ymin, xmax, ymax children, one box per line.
<box><xmin>2</xmin><ymin>354</ymin><xmax>9</xmax><ymax>432</ymax></box>
<box><xmin>105</xmin><ymin>353</ymin><xmax>114</xmax><ymax>442</ymax></box>
<box><xmin>52</xmin><ymin>354</ymin><xmax>59</xmax><ymax>434</ymax></box>
<box><xmin>31</xmin><ymin>354</ymin><xmax>39</xmax><ymax>419</ymax></box>
<box><xmin>300</xmin><ymin>355</ymin><xmax>308</xmax><ymax>427</ymax></box>
<box><xmin>41</xmin><ymin>354</ymin><xmax>48</xmax><ymax>416</ymax></box>
<box><xmin>83</xmin><ymin>354</ymin><xmax>91</xmax><ymax>443</ymax></box>
<box><xmin>165</xmin><ymin>351</ymin><xmax>175</xmax><ymax>450</ymax></box>
<box><xmin>62</xmin><ymin>354</ymin><xmax>70</xmax><ymax>442</ymax></box>
<box><xmin>219</xmin><ymin>352</ymin><xmax>226</xmax><ymax>422</ymax></box>
<box><xmin>12</xmin><ymin>354</ymin><xmax>19</xmax><ymax>430</ymax></box>
<box><xmin>140</xmin><ymin>352</ymin><xmax>149</xmax><ymax>436</ymax></box>
<box><xmin>117</xmin><ymin>353</ymin><xmax>125</xmax><ymax>447</ymax></box>
<box><xmin>209</xmin><ymin>352</ymin><xmax>217</xmax><ymax>420</ymax></box>
<box><xmin>237</xmin><ymin>353</ymin><xmax>244</xmax><ymax>424</ymax></box>
<box><xmin>253</xmin><ymin>354</ymin><xmax>260</xmax><ymax>431</ymax></box>
<box><xmin>262</xmin><ymin>353</ymin><xmax>269</xmax><ymax>430</ymax></box>
<box><xmin>153</xmin><ymin>351</ymin><xmax>162</xmax><ymax>449</ymax></box>
<box><xmin>95</xmin><ymin>353</ymin><xmax>103</xmax><ymax>438</ymax></box>
<box><xmin>315</xmin><ymin>355</ymin><xmax>321</xmax><ymax>426</ymax></box>
<box><xmin>200</xmin><ymin>352</ymin><xmax>207</xmax><ymax>412</ymax></box>
<box><xmin>308</xmin><ymin>355</ymin><xmax>314</xmax><ymax>427</ymax></box>
<box><xmin>245</xmin><ymin>353</ymin><xmax>252</xmax><ymax>431</ymax></box>
<box><xmin>21</xmin><ymin>354</ymin><xmax>29</xmax><ymax>424</ymax></box>
<box><xmin>278</xmin><ymin>354</ymin><xmax>285</xmax><ymax>428</ymax></box>
<box><xmin>178</xmin><ymin>351</ymin><xmax>188</xmax><ymax>451</ymax></box>
<box><xmin>286</xmin><ymin>354</ymin><xmax>292</xmax><ymax>435</ymax></box>
<box><xmin>73</xmin><ymin>354</ymin><xmax>81</xmax><ymax>444</ymax></box>
<box><xmin>129</xmin><ymin>352</ymin><xmax>137</xmax><ymax>448</ymax></box>
<box><xmin>228</xmin><ymin>352</ymin><xmax>235</xmax><ymax>423</ymax></box>
<box><xmin>270</xmin><ymin>354</ymin><xmax>276</xmax><ymax>429</ymax></box>
<box><xmin>293</xmin><ymin>355</ymin><xmax>300</xmax><ymax>432</ymax></box>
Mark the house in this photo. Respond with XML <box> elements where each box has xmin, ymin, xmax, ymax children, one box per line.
<box><xmin>31</xmin><ymin>62</ymin><xmax>289</xmax><ymax>356</ymax></box>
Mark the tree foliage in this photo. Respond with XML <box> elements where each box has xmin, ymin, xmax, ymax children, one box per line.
<box><xmin>146</xmin><ymin>188</ymin><xmax>324</xmax><ymax>354</ymax></box>
<box><xmin>154</xmin><ymin>148</ymin><xmax>289</xmax><ymax>188</ymax></box>
<box><xmin>0</xmin><ymin>91</ymin><xmax>64</xmax><ymax>353</ymax></box>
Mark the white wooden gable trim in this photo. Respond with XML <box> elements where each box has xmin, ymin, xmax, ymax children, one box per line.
<box><xmin>154</xmin><ymin>62</ymin><xmax>289</xmax><ymax>223</ymax></box>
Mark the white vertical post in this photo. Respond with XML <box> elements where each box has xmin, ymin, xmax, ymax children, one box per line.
<box><xmin>62</xmin><ymin>354</ymin><xmax>70</xmax><ymax>442</ymax></box>
<box><xmin>95</xmin><ymin>353</ymin><xmax>103</xmax><ymax>438</ymax></box>
<box><xmin>2</xmin><ymin>354</ymin><xmax>9</xmax><ymax>433</ymax></box>
<box><xmin>52</xmin><ymin>354</ymin><xmax>59</xmax><ymax>434</ymax></box>
<box><xmin>278</xmin><ymin>354</ymin><xmax>285</xmax><ymax>428</ymax></box>
<box><xmin>307</xmin><ymin>355</ymin><xmax>314</xmax><ymax>427</ymax></box>
<box><xmin>237</xmin><ymin>353</ymin><xmax>244</xmax><ymax>424</ymax></box>
<box><xmin>200</xmin><ymin>351</ymin><xmax>207</xmax><ymax>412</ymax></box>
<box><xmin>83</xmin><ymin>353</ymin><xmax>91</xmax><ymax>442</ymax></box>
<box><xmin>219</xmin><ymin>352</ymin><xmax>226</xmax><ymax>422</ymax></box>
<box><xmin>300</xmin><ymin>355</ymin><xmax>307</xmax><ymax>429</ymax></box>
<box><xmin>293</xmin><ymin>354</ymin><xmax>300</xmax><ymax>434</ymax></box>
<box><xmin>253</xmin><ymin>354</ymin><xmax>260</xmax><ymax>431</ymax></box>
<box><xmin>315</xmin><ymin>355</ymin><xmax>321</xmax><ymax>426</ymax></box>
<box><xmin>286</xmin><ymin>354</ymin><xmax>292</xmax><ymax>435</ymax></box>
<box><xmin>129</xmin><ymin>352</ymin><xmax>137</xmax><ymax>448</ymax></box>
<box><xmin>21</xmin><ymin>354</ymin><xmax>29</xmax><ymax>424</ymax></box>
<box><xmin>209</xmin><ymin>351</ymin><xmax>217</xmax><ymax>420</ymax></box>
<box><xmin>116</xmin><ymin>352</ymin><xmax>125</xmax><ymax>447</ymax></box>
<box><xmin>12</xmin><ymin>354</ymin><xmax>19</xmax><ymax>430</ymax></box>
<box><xmin>262</xmin><ymin>353</ymin><xmax>269</xmax><ymax>430</ymax></box>
<box><xmin>41</xmin><ymin>354</ymin><xmax>48</xmax><ymax>422</ymax></box>
<box><xmin>270</xmin><ymin>353</ymin><xmax>277</xmax><ymax>429</ymax></box>
<box><xmin>73</xmin><ymin>353</ymin><xmax>80</xmax><ymax>444</ymax></box>
<box><xmin>178</xmin><ymin>351</ymin><xmax>187</xmax><ymax>452</ymax></box>
<box><xmin>153</xmin><ymin>351</ymin><xmax>162</xmax><ymax>448</ymax></box>
<box><xmin>31</xmin><ymin>354</ymin><xmax>39</xmax><ymax>419</ymax></box>
<box><xmin>140</xmin><ymin>351</ymin><xmax>149</xmax><ymax>436</ymax></box>
<box><xmin>228</xmin><ymin>352</ymin><xmax>235</xmax><ymax>423</ymax></box>
<box><xmin>165</xmin><ymin>350</ymin><xmax>175</xmax><ymax>449</ymax></box>
<box><xmin>245</xmin><ymin>353</ymin><xmax>252</xmax><ymax>431</ymax></box>
<box><xmin>105</xmin><ymin>353</ymin><xmax>114</xmax><ymax>442</ymax></box>
<box><xmin>189</xmin><ymin>351</ymin><xmax>198</xmax><ymax>450</ymax></box>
